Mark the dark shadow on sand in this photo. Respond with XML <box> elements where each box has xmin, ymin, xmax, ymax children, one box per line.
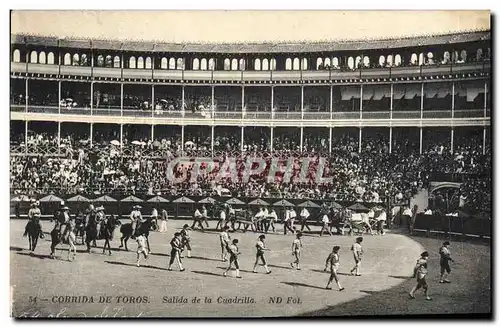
<box><xmin>189</xmin><ymin>255</ymin><xmax>225</xmax><ymax>262</ymax></box>
<box><xmin>104</xmin><ymin>260</ymin><xmax>168</xmax><ymax>271</ymax></box>
<box><xmin>268</xmin><ymin>264</ymin><xmax>295</xmax><ymax>270</ymax></box>
<box><xmin>192</xmin><ymin>270</ymin><xmax>224</xmax><ymax>278</ymax></box>
<box><xmin>216</xmin><ymin>266</ymin><xmax>254</xmax><ymax>274</ymax></box>
<box><xmin>309</xmin><ymin>268</ymin><xmax>353</xmax><ymax>276</ymax></box>
<box><xmin>150</xmin><ymin>252</ymin><xmax>170</xmax><ymax>257</ymax></box>
<box><xmin>15</xmin><ymin>252</ymin><xmax>53</xmax><ymax>260</ymax></box>
<box><xmin>389</xmin><ymin>275</ymin><xmax>412</xmax><ymax>280</ymax></box>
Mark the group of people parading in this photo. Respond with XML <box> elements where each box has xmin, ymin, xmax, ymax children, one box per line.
<box><xmin>22</xmin><ymin>200</ymin><xmax>455</xmax><ymax>300</ymax></box>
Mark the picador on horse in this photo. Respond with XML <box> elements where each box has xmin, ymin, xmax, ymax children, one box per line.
<box><xmin>23</xmin><ymin>200</ymin><xmax>44</xmax><ymax>239</ymax></box>
<box><xmin>130</xmin><ymin>205</ymin><xmax>145</xmax><ymax>238</ymax></box>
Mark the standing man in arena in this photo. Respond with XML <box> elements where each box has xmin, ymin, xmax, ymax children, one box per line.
<box><xmin>266</xmin><ymin>207</ymin><xmax>277</xmax><ymax>233</ymax></box>
<box><xmin>254</xmin><ymin>207</ymin><xmax>265</xmax><ymax>232</ymax></box>
<box><xmin>191</xmin><ymin>206</ymin><xmax>205</xmax><ymax>231</ymax></box>
<box><xmin>253</xmin><ymin>235</ymin><xmax>272</xmax><ymax>274</ymax></box>
<box><xmin>159</xmin><ymin>208</ymin><xmax>168</xmax><ymax>233</ymax></box>
<box><xmin>299</xmin><ymin>207</ymin><xmax>312</xmax><ymax>232</ymax></box>
<box><xmin>168</xmin><ymin>232</ymin><xmax>185</xmax><ymax>271</ymax></box>
<box><xmin>94</xmin><ymin>206</ymin><xmax>105</xmax><ymax>243</ymax></box>
<box><xmin>289</xmin><ymin>206</ymin><xmax>297</xmax><ymax>233</ymax></box>
<box><xmin>409</xmin><ymin>251</ymin><xmax>432</xmax><ymax>301</ymax></box>
<box><xmin>216</xmin><ymin>205</ymin><xmax>227</xmax><ymax>231</ymax></box>
<box><xmin>290</xmin><ymin>232</ymin><xmax>303</xmax><ymax>270</ymax></box>
<box><xmin>375</xmin><ymin>207</ymin><xmax>387</xmax><ymax>235</ymax></box>
<box><xmin>135</xmin><ymin>231</ymin><xmax>149</xmax><ymax>267</ymax></box>
<box><xmin>320</xmin><ymin>212</ymin><xmax>333</xmax><ymax>236</ymax></box>
<box><xmin>223</xmin><ymin>239</ymin><xmax>242</xmax><ymax>278</ymax></box>
<box><xmin>283</xmin><ymin>207</ymin><xmax>294</xmax><ymax>235</ymax></box>
<box><xmin>324</xmin><ymin>246</ymin><xmax>344</xmax><ymax>291</ymax></box>
<box><xmin>228</xmin><ymin>205</ymin><xmax>236</xmax><ymax>230</ymax></box>
<box><xmin>201</xmin><ymin>205</ymin><xmax>210</xmax><ymax>228</ymax></box>
<box><xmin>219</xmin><ymin>226</ymin><xmax>231</xmax><ymax>261</ymax></box>
<box><xmin>151</xmin><ymin>206</ymin><xmax>159</xmax><ymax>231</ymax></box>
<box><xmin>350</xmin><ymin>237</ymin><xmax>363</xmax><ymax>276</ymax></box>
<box><xmin>402</xmin><ymin>206</ymin><xmax>413</xmax><ymax>231</ymax></box>
<box><xmin>439</xmin><ymin>241</ymin><xmax>454</xmax><ymax>283</ymax></box>
<box><xmin>261</xmin><ymin>207</ymin><xmax>270</xmax><ymax>232</ymax></box>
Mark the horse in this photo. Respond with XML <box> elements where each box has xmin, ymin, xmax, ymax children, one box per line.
<box><xmin>85</xmin><ymin>215</ymin><xmax>121</xmax><ymax>255</ymax></box>
<box><xmin>23</xmin><ymin>218</ymin><xmax>42</xmax><ymax>253</ymax></box>
<box><xmin>119</xmin><ymin>218</ymin><xmax>153</xmax><ymax>252</ymax></box>
<box><xmin>49</xmin><ymin>221</ymin><xmax>77</xmax><ymax>261</ymax></box>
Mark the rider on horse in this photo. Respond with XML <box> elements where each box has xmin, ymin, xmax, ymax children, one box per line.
<box><xmin>24</xmin><ymin>200</ymin><xmax>43</xmax><ymax>239</ymax></box>
<box><xmin>130</xmin><ymin>205</ymin><xmax>144</xmax><ymax>238</ymax></box>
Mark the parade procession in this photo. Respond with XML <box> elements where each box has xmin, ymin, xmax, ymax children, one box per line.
<box><xmin>9</xmin><ymin>10</ymin><xmax>491</xmax><ymax>318</ymax></box>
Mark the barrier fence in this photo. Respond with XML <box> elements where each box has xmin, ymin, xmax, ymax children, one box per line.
<box><xmin>10</xmin><ymin>194</ymin><xmax>387</xmax><ymax>221</ymax></box>
<box><xmin>413</xmin><ymin>213</ymin><xmax>491</xmax><ymax>238</ymax></box>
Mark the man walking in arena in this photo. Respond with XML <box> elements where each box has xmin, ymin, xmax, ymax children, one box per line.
<box><xmin>290</xmin><ymin>232</ymin><xmax>303</xmax><ymax>270</ymax></box>
<box><xmin>289</xmin><ymin>207</ymin><xmax>297</xmax><ymax>232</ymax></box>
<box><xmin>299</xmin><ymin>207</ymin><xmax>312</xmax><ymax>232</ymax></box>
<box><xmin>219</xmin><ymin>226</ymin><xmax>231</xmax><ymax>262</ymax></box>
<box><xmin>181</xmin><ymin>224</ymin><xmax>192</xmax><ymax>258</ymax></box>
<box><xmin>191</xmin><ymin>207</ymin><xmax>205</xmax><ymax>231</ymax></box>
<box><xmin>224</xmin><ymin>239</ymin><xmax>242</xmax><ymax>278</ymax></box>
<box><xmin>136</xmin><ymin>232</ymin><xmax>149</xmax><ymax>267</ymax></box>
<box><xmin>439</xmin><ymin>241</ymin><xmax>454</xmax><ymax>283</ymax></box>
<box><xmin>168</xmin><ymin>232</ymin><xmax>185</xmax><ymax>271</ymax></box>
<box><xmin>253</xmin><ymin>235</ymin><xmax>272</xmax><ymax>274</ymax></box>
<box><xmin>159</xmin><ymin>208</ymin><xmax>168</xmax><ymax>233</ymax></box>
<box><xmin>266</xmin><ymin>207</ymin><xmax>277</xmax><ymax>233</ymax></box>
<box><xmin>216</xmin><ymin>205</ymin><xmax>227</xmax><ymax>231</ymax></box>
<box><xmin>283</xmin><ymin>207</ymin><xmax>294</xmax><ymax>235</ymax></box>
<box><xmin>409</xmin><ymin>251</ymin><xmax>432</xmax><ymax>301</ymax></box>
<box><xmin>320</xmin><ymin>212</ymin><xmax>333</xmax><ymax>236</ymax></box>
<box><xmin>324</xmin><ymin>246</ymin><xmax>344</xmax><ymax>291</ymax></box>
<box><xmin>201</xmin><ymin>205</ymin><xmax>210</xmax><ymax>228</ymax></box>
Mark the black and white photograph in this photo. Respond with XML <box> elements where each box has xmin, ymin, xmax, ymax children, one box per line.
<box><xmin>8</xmin><ymin>10</ymin><xmax>492</xmax><ymax>318</ymax></box>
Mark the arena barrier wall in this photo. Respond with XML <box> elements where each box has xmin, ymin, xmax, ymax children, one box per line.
<box><xmin>10</xmin><ymin>195</ymin><xmax>387</xmax><ymax>223</ymax></box>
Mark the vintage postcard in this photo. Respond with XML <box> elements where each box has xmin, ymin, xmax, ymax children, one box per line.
<box><xmin>9</xmin><ymin>10</ymin><xmax>491</xmax><ymax>318</ymax></box>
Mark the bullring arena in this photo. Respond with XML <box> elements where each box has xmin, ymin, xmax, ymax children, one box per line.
<box><xmin>9</xmin><ymin>11</ymin><xmax>492</xmax><ymax>318</ymax></box>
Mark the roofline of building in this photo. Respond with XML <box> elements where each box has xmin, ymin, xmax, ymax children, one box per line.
<box><xmin>11</xmin><ymin>29</ymin><xmax>491</xmax><ymax>54</ymax></box>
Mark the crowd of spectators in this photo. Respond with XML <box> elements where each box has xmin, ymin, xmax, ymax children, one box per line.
<box><xmin>10</xmin><ymin>128</ymin><xmax>491</xmax><ymax>216</ymax></box>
